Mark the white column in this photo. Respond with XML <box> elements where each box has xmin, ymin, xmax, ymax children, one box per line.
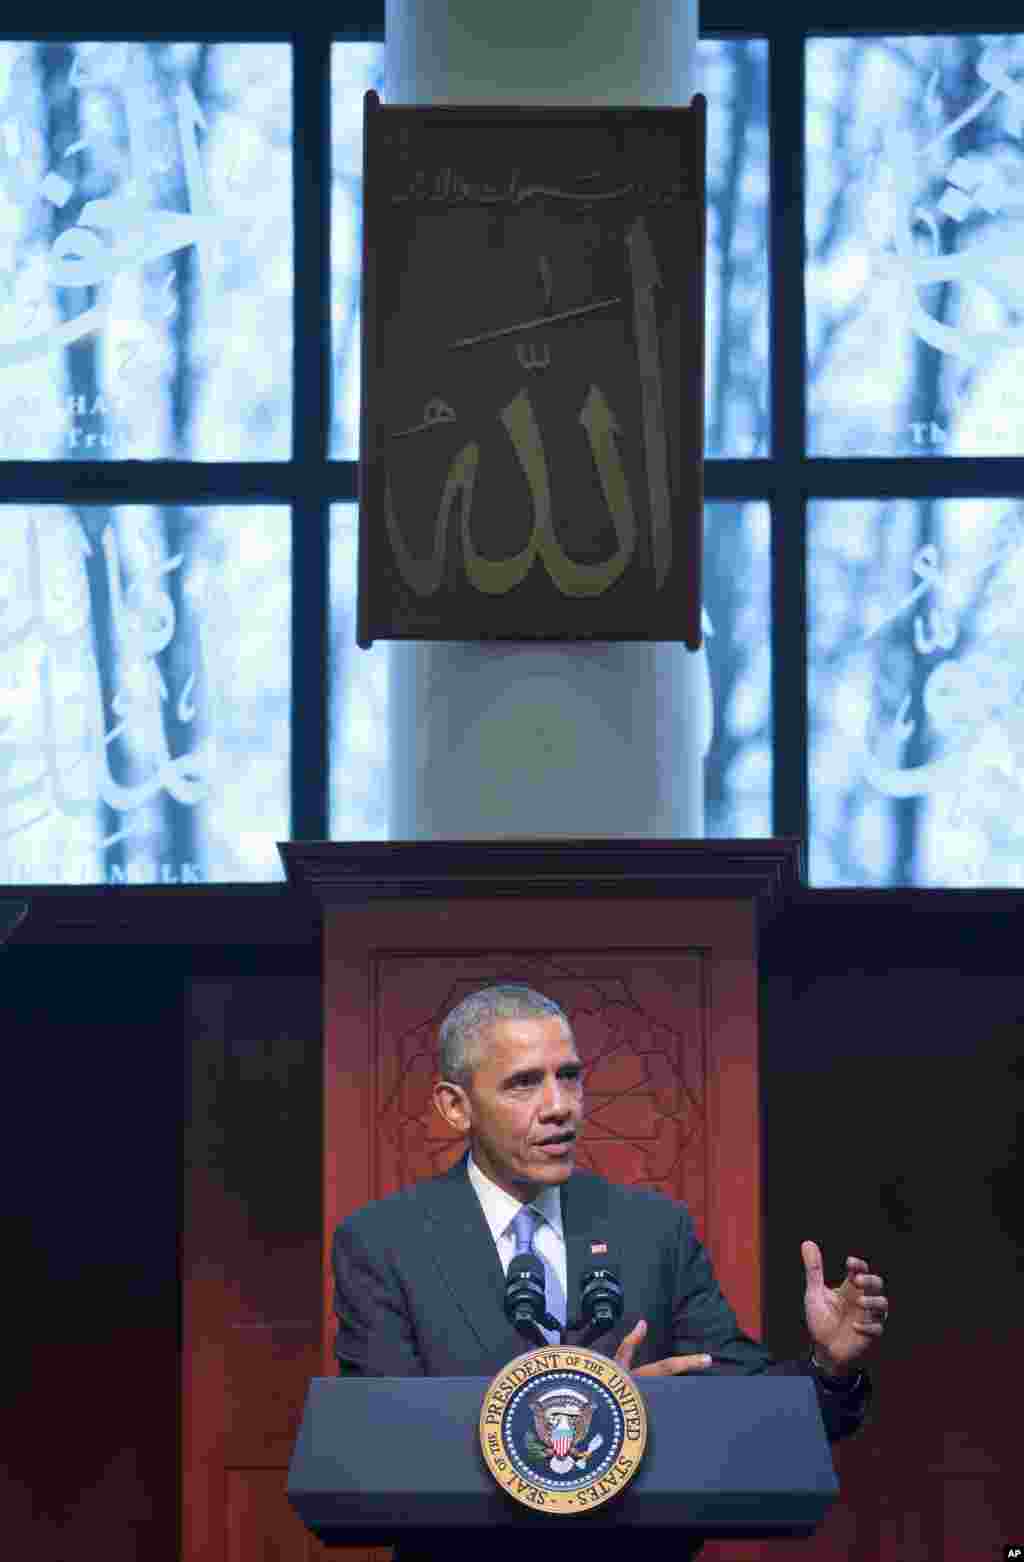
<box><xmin>383</xmin><ymin>0</ymin><xmax>710</xmax><ymax>840</ymax></box>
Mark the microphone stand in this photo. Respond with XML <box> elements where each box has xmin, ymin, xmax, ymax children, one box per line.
<box><xmin>563</xmin><ymin>1309</ymin><xmax>618</xmax><ymax>1349</ymax></box>
<box><xmin>510</xmin><ymin>1308</ymin><xmax>565</xmax><ymax>1348</ymax></box>
<box><xmin>511</xmin><ymin>1307</ymin><xmax>619</xmax><ymax>1350</ymax></box>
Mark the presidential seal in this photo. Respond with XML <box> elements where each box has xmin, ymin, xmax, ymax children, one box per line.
<box><xmin>479</xmin><ymin>1344</ymin><xmax>648</xmax><ymax>1515</ymax></box>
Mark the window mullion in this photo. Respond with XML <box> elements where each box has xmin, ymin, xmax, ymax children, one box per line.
<box><xmin>768</xmin><ymin>25</ymin><xmax>809</xmax><ymax>844</ymax></box>
<box><xmin>291</xmin><ymin>28</ymin><xmax>333</xmax><ymax>841</ymax></box>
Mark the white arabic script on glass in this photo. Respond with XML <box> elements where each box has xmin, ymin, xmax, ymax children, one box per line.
<box><xmin>874</xmin><ymin>46</ymin><xmax>1024</xmax><ymax>365</ymax></box>
<box><xmin>859</xmin><ymin>533</ymin><xmax>1024</xmax><ymax>879</ymax></box>
<box><xmin>0</xmin><ymin>516</ymin><xmax>213</xmax><ymax>850</ymax></box>
<box><xmin>0</xmin><ymin>78</ymin><xmax>233</xmax><ymax>367</ymax></box>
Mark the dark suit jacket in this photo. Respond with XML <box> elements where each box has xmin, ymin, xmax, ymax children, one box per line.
<box><xmin>330</xmin><ymin>1149</ymin><xmax>873</xmax><ymax>1560</ymax></box>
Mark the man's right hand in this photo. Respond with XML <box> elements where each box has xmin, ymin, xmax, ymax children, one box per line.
<box><xmin>613</xmin><ymin>1318</ymin><xmax>713</xmax><ymax>1377</ymax></box>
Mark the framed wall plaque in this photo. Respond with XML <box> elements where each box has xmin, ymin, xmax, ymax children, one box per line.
<box><xmin>357</xmin><ymin>92</ymin><xmax>705</xmax><ymax>648</ymax></box>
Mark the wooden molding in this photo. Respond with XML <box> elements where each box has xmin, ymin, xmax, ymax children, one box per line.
<box><xmin>4</xmin><ymin>885</ymin><xmax>322</xmax><ymax>947</ymax></box>
<box><xmin>281</xmin><ymin>837</ymin><xmax>804</xmax><ymax>923</ymax></box>
<box><xmin>9</xmin><ymin>840</ymin><xmax>1024</xmax><ymax>946</ymax></box>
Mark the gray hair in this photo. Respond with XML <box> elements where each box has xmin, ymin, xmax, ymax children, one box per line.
<box><xmin>438</xmin><ymin>985</ymin><xmax>573</xmax><ymax>1093</ymax></box>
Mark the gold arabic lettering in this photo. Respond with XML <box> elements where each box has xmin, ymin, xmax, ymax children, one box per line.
<box><xmin>625</xmin><ymin>216</ymin><xmax>672</xmax><ymax>590</ymax></box>
<box><xmin>384</xmin><ymin>384</ymin><xmax>635</xmax><ymax>599</ymax></box>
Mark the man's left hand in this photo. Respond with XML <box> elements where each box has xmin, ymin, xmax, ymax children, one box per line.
<box><xmin>801</xmin><ymin>1239</ymin><xmax>889</xmax><ymax>1373</ymax></box>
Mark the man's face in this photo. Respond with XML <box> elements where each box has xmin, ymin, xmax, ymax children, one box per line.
<box><xmin>433</xmin><ymin>1014</ymin><xmax>585</xmax><ymax>1201</ymax></box>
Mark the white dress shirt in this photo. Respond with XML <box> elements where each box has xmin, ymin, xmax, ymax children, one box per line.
<box><xmin>466</xmin><ymin>1148</ymin><xmax>568</xmax><ymax>1344</ymax></box>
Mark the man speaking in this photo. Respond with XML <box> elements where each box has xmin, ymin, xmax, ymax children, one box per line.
<box><xmin>331</xmin><ymin>984</ymin><xmax>886</xmax><ymax>1555</ymax></box>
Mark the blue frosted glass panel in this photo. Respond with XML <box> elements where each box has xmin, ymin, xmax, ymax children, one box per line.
<box><xmin>807</xmin><ymin>35</ymin><xmax>1024</xmax><ymax>457</ymax></box>
<box><xmin>329</xmin><ymin>501</ymin><xmax>772</xmax><ymax>840</ymax></box>
<box><xmin>0</xmin><ymin>506</ymin><xmax>290</xmax><ymax>882</ymax></box>
<box><xmin>0</xmin><ymin>39</ymin><xmax>292</xmax><ymax>461</ymax></box>
<box><xmin>329</xmin><ymin>43</ymin><xmax>385</xmax><ymax>461</ymax></box>
<box><xmin>809</xmin><ymin>498</ymin><xmax>1024</xmax><ymax>885</ymax></box>
<box><xmin>704</xmin><ymin>501</ymin><xmax>772</xmax><ymax>836</ymax></box>
<box><xmin>699</xmin><ymin>38</ymin><xmax>770</xmax><ymax>459</ymax></box>
<box><xmin>328</xmin><ymin>502</ymin><xmax>389</xmax><ymax>839</ymax></box>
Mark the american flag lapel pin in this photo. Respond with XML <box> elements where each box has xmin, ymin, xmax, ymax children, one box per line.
<box><xmin>591</xmin><ymin>1242</ymin><xmax>608</xmax><ymax>1255</ymax></box>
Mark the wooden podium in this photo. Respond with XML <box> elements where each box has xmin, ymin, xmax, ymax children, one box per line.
<box><xmin>182</xmin><ymin>838</ymin><xmax>802</xmax><ymax>1562</ymax></box>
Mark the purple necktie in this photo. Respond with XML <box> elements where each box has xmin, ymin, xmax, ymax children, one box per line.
<box><xmin>509</xmin><ymin>1205</ymin><xmax>566</xmax><ymax>1331</ymax></box>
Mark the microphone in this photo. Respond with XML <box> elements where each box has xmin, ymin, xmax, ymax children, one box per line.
<box><xmin>567</xmin><ymin>1252</ymin><xmax>625</xmax><ymax>1347</ymax></box>
<box><xmin>504</xmin><ymin>1253</ymin><xmax>564</xmax><ymax>1346</ymax></box>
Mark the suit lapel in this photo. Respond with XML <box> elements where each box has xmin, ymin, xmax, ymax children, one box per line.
<box><xmin>419</xmin><ymin>1148</ymin><xmax>615</xmax><ymax>1359</ymax></box>
<box><xmin>419</xmin><ymin>1149</ymin><xmax>516</xmax><ymax>1360</ymax></box>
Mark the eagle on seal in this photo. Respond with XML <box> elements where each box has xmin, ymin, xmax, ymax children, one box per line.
<box><xmin>531</xmin><ymin>1393</ymin><xmax>595</xmax><ymax>1460</ymax></box>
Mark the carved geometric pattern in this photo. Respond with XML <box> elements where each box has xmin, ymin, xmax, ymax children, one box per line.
<box><xmin>373</xmin><ymin>951</ymin><xmax>707</xmax><ymax>1222</ymax></box>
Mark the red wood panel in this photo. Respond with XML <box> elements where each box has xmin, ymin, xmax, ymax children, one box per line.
<box><xmin>226</xmin><ymin>1467</ymin><xmax>327</xmax><ymax>1562</ymax></box>
<box><xmin>21</xmin><ymin>1327</ymin><xmax>176</xmax><ymax>1562</ymax></box>
<box><xmin>183</xmin><ymin>974</ymin><xmax>332</xmax><ymax>1562</ymax></box>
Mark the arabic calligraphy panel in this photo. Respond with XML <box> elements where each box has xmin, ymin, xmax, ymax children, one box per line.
<box><xmin>359</xmin><ymin>96</ymin><xmax>705</xmax><ymax>645</ymax></box>
<box><xmin>807</xmin><ymin>33</ymin><xmax>1024</xmax><ymax>457</ymax></box>
<box><xmin>0</xmin><ymin>39</ymin><xmax>292</xmax><ymax>461</ymax></box>
<box><xmin>329</xmin><ymin>39</ymin><xmax>766</xmax><ymax>466</ymax></box>
<box><xmin>808</xmin><ymin>496</ymin><xmax>1024</xmax><ymax>885</ymax></box>
<box><xmin>0</xmin><ymin>505</ymin><xmax>290</xmax><ymax>883</ymax></box>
